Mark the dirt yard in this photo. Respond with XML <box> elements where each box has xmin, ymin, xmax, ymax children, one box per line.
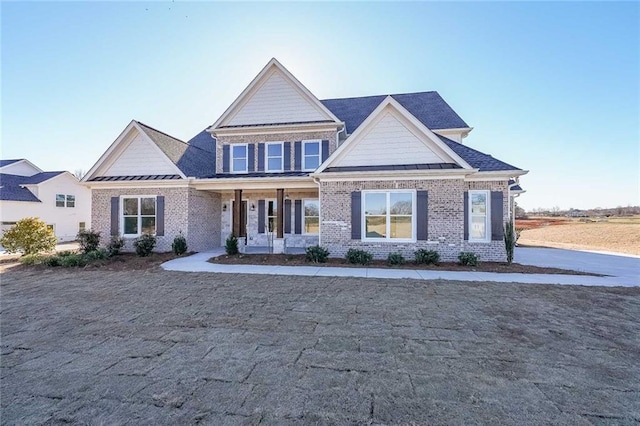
<box><xmin>518</xmin><ymin>217</ymin><xmax>640</xmax><ymax>256</ymax></box>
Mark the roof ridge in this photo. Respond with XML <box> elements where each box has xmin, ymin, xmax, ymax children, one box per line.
<box><xmin>321</xmin><ymin>91</ymin><xmax>438</xmax><ymax>102</ymax></box>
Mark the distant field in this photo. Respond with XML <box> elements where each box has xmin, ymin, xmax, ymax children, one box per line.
<box><xmin>517</xmin><ymin>216</ymin><xmax>640</xmax><ymax>256</ymax></box>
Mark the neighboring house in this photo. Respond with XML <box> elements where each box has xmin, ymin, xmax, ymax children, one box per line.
<box><xmin>0</xmin><ymin>159</ymin><xmax>91</xmax><ymax>242</ymax></box>
<box><xmin>83</xmin><ymin>58</ymin><xmax>527</xmax><ymax>261</ymax></box>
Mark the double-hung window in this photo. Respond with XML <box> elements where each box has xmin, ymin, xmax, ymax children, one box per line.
<box><xmin>303</xmin><ymin>199</ymin><xmax>319</xmax><ymax>234</ymax></box>
<box><xmin>266</xmin><ymin>142</ymin><xmax>283</xmax><ymax>172</ymax></box>
<box><xmin>303</xmin><ymin>140</ymin><xmax>321</xmax><ymax>170</ymax></box>
<box><xmin>66</xmin><ymin>195</ymin><xmax>75</xmax><ymax>208</ymax></box>
<box><xmin>469</xmin><ymin>190</ymin><xmax>490</xmax><ymax>242</ymax></box>
<box><xmin>363</xmin><ymin>191</ymin><xmax>414</xmax><ymax>240</ymax></box>
<box><xmin>122</xmin><ymin>196</ymin><xmax>156</xmax><ymax>236</ymax></box>
<box><xmin>56</xmin><ymin>194</ymin><xmax>65</xmax><ymax>207</ymax></box>
<box><xmin>231</xmin><ymin>144</ymin><xmax>248</xmax><ymax>173</ymax></box>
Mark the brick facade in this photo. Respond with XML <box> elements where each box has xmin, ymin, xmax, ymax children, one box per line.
<box><xmin>91</xmin><ymin>186</ymin><xmax>220</xmax><ymax>253</ymax></box>
<box><xmin>319</xmin><ymin>178</ymin><xmax>509</xmax><ymax>262</ymax></box>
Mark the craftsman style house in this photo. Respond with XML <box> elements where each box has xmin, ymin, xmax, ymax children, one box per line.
<box><xmin>83</xmin><ymin>59</ymin><xmax>526</xmax><ymax>261</ymax></box>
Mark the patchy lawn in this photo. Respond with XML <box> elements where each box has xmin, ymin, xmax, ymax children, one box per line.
<box><xmin>1</xmin><ymin>269</ymin><xmax>639</xmax><ymax>424</ymax></box>
<box><xmin>209</xmin><ymin>253</ymin><xmax>599</xmax><ymax>276</ymax></box>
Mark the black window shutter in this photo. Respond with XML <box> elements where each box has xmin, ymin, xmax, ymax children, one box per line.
<box><xmin>110</xmin><ymin>197</ymin><xmax>119</xmax><ymax>236</ymax></box>
<box><xmin>257</xmin><ymin>143</ymin><xmax>265</xmax><ymax>172</ymax></box>
<box><xmin>284</xmin><ymin>199</ymin><xmax>292</xmax><ymax>234</ymax></box>
<box><xmin>351</xmin><ymin>191</ymin><xmax>361</xmax><ymax>239</ymax></box>
<box><xmin>156</xmin><ymin>196</ymin><xmax>165</xmax><ymax>236</ymax></box>
<box><xmin>294</xmin><ymin>141</ymin><xmax>302</xmax><ymax>170</ymax></box>
<box><xmin>463</xmin><ymin>191</ymin><xmax>469</xmax><ymax>241</ymax></box>
<box><xmin>247</xmin><ymin>144</ymin><xmax>255</xmax><ymax>172</ymax></box>
<box><xmin>416</xmin><ymin>191</ymin><xmax>428</xmax><ymax>240</ymax></box>
<box><xmin>283</xmin><ymin>142</ymin><xmax>291</xmax><ymax>171</ymax></box>
<box><xmin>321</xmin><ymin>140</ymin><xmax>330</xmax><ymax>163</ymax></box>
<box><xmin>222</xmin><ymin>145</ymin><xmax>230</xmax><ymax>173</ymax></box>
<box><xmin>258</xmin><ymin>200</ymin><xmax>265</xmax><ymax>234</ymax></box>
<box><xmin>491</xmin><ymin>191</ymin><xmax>504</xmax><ymax>241</ymax></box>
<box><xmin>294</xmin><ymin>200</ymin><xmax>302</xmax><ymax>234</ymax></box>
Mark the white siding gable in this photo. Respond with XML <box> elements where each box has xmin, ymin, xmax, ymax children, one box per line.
<box><xmin>103</xmin><ymin>132</ymin><xmax>177</xmax><ymax>176</ymax></box>
<box><xmin>227</xmin><ymin>70</ymin><xmax>329</xmax><ymax>126</ymax></box>
<box><xmin>332</xmin><ymin>108</ymin><xmax>454</xmax><ymax>168</ymax></box>
<box><xmin>0</xmin><ymin>161</ymin><xmax>41</xmax><ymax>177</ymax></box>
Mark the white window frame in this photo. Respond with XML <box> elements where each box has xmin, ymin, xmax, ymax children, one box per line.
<box><xmin>55</xmin><ymin>194</ymin><xmax>65</xmax><ymax>207</ymax></box>
<box><xmin>231</xmin><ymin>144</ymin><xmax>248</xmax><ymax>174</ymax></box>
<box><xmin>66</xmin><ymin>194</ymin><xmax>75</xmax><ymax>208</ymax></box>
<box><xmin>468</xmin><ymin>190</ymin><xmax>491</xmax><ymax>243</ymax></box>
<box><xmin>120</xmin><ymin>195</ymin><xmax>157</xmax><ymax>237</ymax></box>
<box><xmin>265</xmin><ymin>142</ymin><xmax>284</xmax><ymax>173</ymax></box>
<box><xmin>302</xmin><ymin>140</ymin><xmax>322</xmax><ymax>171</ymax></box>
<box><xmin>302</xmin><ymin>199</ymin><xmax>320</xmax><ymax>235</ymax></box>
<box><xmin>361</xmin><ymin>190</ymin><xmax>416</xmax><ymax>242</ymax></box>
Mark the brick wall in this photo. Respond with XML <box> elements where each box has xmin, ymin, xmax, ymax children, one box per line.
<box><xmin>91</xmin><ymin>186</ymin><xmax>220</xmax><ymax>253</ymax></box>
<box><xmin>319</xmin><ymin>178</ymin><xmax>509</xmax><ymax>262</ymax></box>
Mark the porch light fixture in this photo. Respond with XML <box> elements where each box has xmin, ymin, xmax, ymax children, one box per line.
<box><xmin>250</xmin><ymin>203</ymin><xmax>255</xmax><ymax>211</ymax></box>
<box><xmin>222</xmin><ymin>203</ymin><xmax>227</xmax><ymax>212</ymax></box>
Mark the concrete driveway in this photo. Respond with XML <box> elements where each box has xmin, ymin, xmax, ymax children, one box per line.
<box><xmin>516</xmin><ymin>247</ymin><xmax>640</xmax><ymax>286</ymax></box>
<box><xmin>2</xmin><ymin>268</ymin><xmax>639</xmax><ymax>424</ymax></box>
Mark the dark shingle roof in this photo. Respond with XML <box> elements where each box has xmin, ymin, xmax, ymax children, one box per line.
<box><xmin>321</xmin><ymin>92</ymin><xmax>468</xmax><ymax>134</ymax></box>
<box><xmin>325</xmin><ymin>163</ymin><xmax>461</xmax><ymax>173</ymax></box>
<box><xmin>135</xmin><ymin>122</ymin><xmax>217</xmax><ymax>178</ymax></box>
<box><xmin>508</xmin><ymin>179</ymin><xmax>524</xmax><ymax>191</ymax></box>
<box><xmin>438</xmin><ymin>136</ymin><xmax>520</xmax><ymax>172</ymax></box>
<box><xmin>88</xmin><ymin>175</ymin><xmax>182</xmax><ymax>182</ymax></box>
<box><xmin>0</xmin><ymin>172</ymin><xmax>65</xmax><ymax>202</ymax></box>
<box><xmin>201</xmin><ymin>171</ymin><xmax>310</xmax><ymax>179</ymax></box>
<box><xmin>0</xmin><ymin>159</ymin><xmax>23</xmax><ymax>168</ymax></box>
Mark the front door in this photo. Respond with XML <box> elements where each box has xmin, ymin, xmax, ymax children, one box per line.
<box><xmin>232</xmin><ymin>200</ymin><xmax>247</xmax><ymax>237</ymax></box>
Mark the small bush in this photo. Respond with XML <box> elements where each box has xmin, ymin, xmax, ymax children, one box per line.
<box><xmin>345</xmin><ymin>248</ymin><xmax>373</xmax><ymax>265</ymax></box>
<box><xmin>458</xmin><ymin>252</ymin><xmax>480</xmax><ymax>267</ymax></box>
<box><xmin>59</xmin><ymin>253</ymin><xmax>87</xmax><ymax>268</ymax></box>
<box><xmin>57</xmin><ymin>250</ymin><xmax>75</xmax><ymax>257</ymax></box>
<box><xmin>107</xmin><ymin>236</ymin><xmax>125</xmax><ymax>256</ymax></box>
<box><xmin>83</xmin><ymin>248</ymin><xmax>109</xmax><ymax>261</ymax></box>
<box><xmin>43</xmin><ymin>255</ymin><xmax>61</xmax><ymax>267</ymax></box>
<box><xmin>414</xmin><ymin>249</ymin><xmax>440</xmax><ymax>265</ymax></box>
<box><xmin>172</xmin><ymin>233</ymin><xmax>188</xmax><ymax>255</ymax></box>
<box><xmin>134</xmin><ymin>234</ymin><xmax>156</xmax><ymax>257</ymax></box>
<box><xmin>19</xmin><ymin>253</ymin><xmax>44</xmax><ymax>265</ymax></box>
<box><xmin>0</xmin><ymin>217</ymin><xmax>57</xmax><ymax>255</ymax></box>
<box><xmin>387</xmin><ymin>252</ymin><xmax>405</xmax><ymax>266</ymax></box>
<box><xmin>305</xmin><ymin>245</ymin><xmax>329</xmax><ymax>263</ymax></box>
<box><xmin>504</xmin><ymin>219</ymin><xmax>516</xmax><ymax>265</ymax></box>
<box><xmin>225</xmin><ymin>235</ymin><xmax>239</xmax><ymax>255</ymax></box>
<box><xmin>77</xmin><ymin>229</ymin><xmax>101</xmax><ymax>253</ymax></box>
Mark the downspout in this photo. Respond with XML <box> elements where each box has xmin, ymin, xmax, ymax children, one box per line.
<box><xmin>313</xmin><ymin>176</ymin><xmax>322</xmax><ymax>246</ymax></box>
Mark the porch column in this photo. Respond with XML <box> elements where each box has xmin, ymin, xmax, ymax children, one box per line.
<box><xmin>233</xmin><ymin>189</ymin><xmax>242</xmax><ymax>237</ymax></box>
<box><xmin>276</xmin><ymin>188</ymin><xmax>284</xmax><ymax>238</ymax></box>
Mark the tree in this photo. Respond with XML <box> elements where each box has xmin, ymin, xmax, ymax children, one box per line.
<box><xmin>514</xmin><ymin>202</ymin><xmax>526</xmax><ymax>218</ymax></box>
<box><xmin>74</xmin><ymin>169</ymin><xmax>86</xmax><ymax>180</ymax></box>
<box><xmin>0</xmin><ymin>217</ymin><xmax>57</xmax><ymax>255</ymax></box>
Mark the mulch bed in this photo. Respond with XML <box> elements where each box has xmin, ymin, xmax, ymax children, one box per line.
<box><xmin>209</xmin><ymin>253</ymin><xmax>600</xmax><ymax>276</ymax></box>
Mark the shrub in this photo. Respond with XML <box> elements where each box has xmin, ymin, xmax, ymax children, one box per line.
<box><xmin>59</xmin><ymin>253</ymin><xmax>87</xmax><ymax>267</ymax></box>
<box><xmin>345</xmin><ymin>248</ymin><xmax>373</xmax><ymax>265</ymax></box>
<box><xmin>458</xmin><ymin>252</ymin><xmax>480</xmax><ymax>267</ymax></box>
<box><xmin>172</xmin><ymin>233</ymin><xmax>188</xmax><ymax>255</ymax></box>
<box><xmin>305</xmin><ymin>245</ymin><xmax>329</xmax><ymax>263</ymax></box>
<box><xmin>504</xmin><ymin>219</ymin><xmax>516</xmax><ymax>265</ymax></box>
<box><xmin>414</xmin><ymin>249</ymin><xmax>440</xmax><ymax>265</ymax></box>
<box><xmin>387</xmin><ymin>252</ymin><xmax>405</xmax><ymax>266</ymax></box>
<box><xmin>19</xmin><ymin>253</ymin><xmax>43</xmax><ymax>265</ymax></box>
<box><xmin>43</xmin><ymin>255</ymin><xmax>61</xmax><ymax>267</ymax></box>
<box><xmin>225</xmin><ymin>235</ymin><xmax>239</xmax><ymax>255</ymax></box>
<box><xmin>57</xmin><ymin>250</ymin><xmax>75</xmax><ymax>257</ymax></box>
<box><xmin>134</xmin><ymin>234</ymin><xmax>156</xmax><ymax>257</ymax></box>
<box><xmin>0</xmin><ymin>217</ymin><xmax>57</xmax><ymax>255</ymax></box>
<box><xmin>107</xmin><ymin>236</ymin><xmax>125</xmax><ymax>256</ymax></box>
<box><xmin>77</xmin><ymin>229</ymin><xmax>101</xmax><ymax>253</ymax></box>
<box><xmin>83</xmin><ymin>248</ymin><xmax>109</xmax><ymax>261</ymax></box>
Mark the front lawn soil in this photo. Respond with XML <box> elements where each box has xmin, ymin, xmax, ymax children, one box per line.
<box><xmin>209</xmin><ymin>254</ymin><xmax>601</xmax><ymax>276</ymax></box>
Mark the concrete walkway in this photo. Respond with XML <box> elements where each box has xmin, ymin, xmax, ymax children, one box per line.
<box><xmin>162</xmin><ymin>248</ymin><xmax>640</xmax><ymax>287</ymax></box>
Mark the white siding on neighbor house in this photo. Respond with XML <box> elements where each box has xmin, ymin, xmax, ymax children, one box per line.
<box><xmin>332</xmin><ymin>110</ymin><xmax>450</xmax><ymax>167</ymax></box>
<box><xmin>227</xmin><ymin>70</ymin><xmax>328</xmax><ymax>126</ymax></box>
<box><xmin>0</xmin><ymin>173</ymin><xmax>91</xmax><ymax>242</ymax></box>
<box><xmin>0</xmin><ymin>161</ymin><xmax>40</xmax><ymax>177</ymax></box>
<box><xmin>103</xmin><ymin>133</ymin><xmax>177</xmax><ymax>176</ymax></box>
<box><xmin>433</xmin><ymin>130</ymin><xmax>464</xmax><ymax>143</ymax></box>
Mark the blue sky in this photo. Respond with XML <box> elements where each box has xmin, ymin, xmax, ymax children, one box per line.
<box><xmin>2</xmin><ymin>1</ymin><xmax>638</xmax><ymax>210</ymax></box>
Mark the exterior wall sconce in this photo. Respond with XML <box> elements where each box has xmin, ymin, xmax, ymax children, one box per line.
<box><xmin>250</xmin><ymin>203</ymin><xmax>256</xmax><ymax>211</ymax></box>
<box><xmin>222</xmin><ymin>203</ymin><xmax>227</xmax><ymax>212</ymax></box>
